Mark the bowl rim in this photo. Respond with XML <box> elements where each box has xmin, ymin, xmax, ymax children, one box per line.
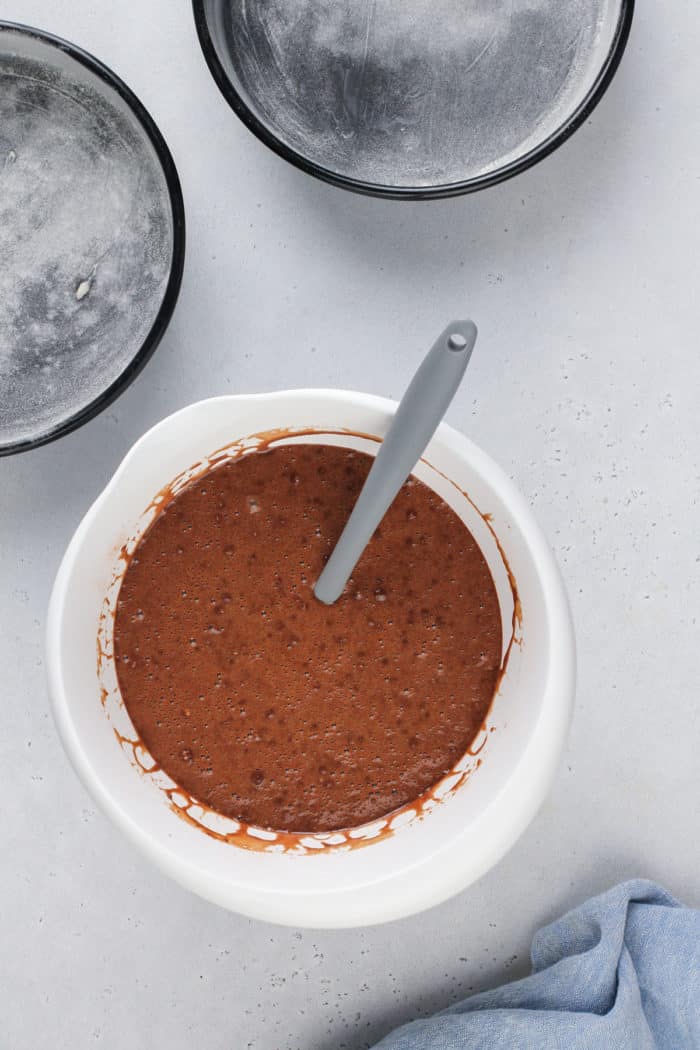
<box><xmin>0</xmin><ymin>20</ymin><xmax>186</xmax><ymax>458</ymax></box>
<box><xmin>191</xmin><ymin>0</ymin><xmax>635</xmax><ymax>201</ymax></box>
<box><xmin>47</xmin><ymin>390</ymin><xmax>576</xmax><ymax>926</ymax></box>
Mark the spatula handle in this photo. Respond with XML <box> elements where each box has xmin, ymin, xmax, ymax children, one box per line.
<box><xmin>314</xmin><ymin>320</ymin><xmax>477</xmax><ymax>605</ymax></box>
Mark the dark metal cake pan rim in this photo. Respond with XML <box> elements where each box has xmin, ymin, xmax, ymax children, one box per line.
<box><xmin>0</xmin><ymin>21</ymin><xmax>186</xmax><ymax>458</ymax></box>
<box><xmin>192</xmin><ymin>0</ymin><xmax>634</xmax><ymax>201</ymax></box>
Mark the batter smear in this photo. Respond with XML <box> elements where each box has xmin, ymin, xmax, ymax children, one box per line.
<box><xmin>114</xmin><ymin>443</ymin><xmax>502</xmax><ymax>833</ymax></box>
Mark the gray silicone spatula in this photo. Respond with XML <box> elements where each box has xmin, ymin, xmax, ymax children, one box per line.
<box><xmin>314</xmin><ymin>320</ymin><xmax>478</xmax><ymax>605</ymax></box>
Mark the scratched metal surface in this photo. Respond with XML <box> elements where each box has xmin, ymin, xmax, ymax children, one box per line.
<box><xmin>0</xmin><ymin>29</ymin><xmax>174</xmax><ymax>450</ymax></box>
<box><xmin>218</xmin><ymin>0</ymin><xmax>621</xmax><ymax>189</ymax></box>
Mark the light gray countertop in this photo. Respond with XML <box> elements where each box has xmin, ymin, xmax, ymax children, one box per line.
<box><xmin>2</xmin><ymin>3</ymin><xmax>699</xmax><ymax>1048</ymax></box>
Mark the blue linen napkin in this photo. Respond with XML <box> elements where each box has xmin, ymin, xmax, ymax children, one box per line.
<box><xmin>373</xmin><ymin>880</ymin><xmax>700</xmax><ymax>1049</ymax></box>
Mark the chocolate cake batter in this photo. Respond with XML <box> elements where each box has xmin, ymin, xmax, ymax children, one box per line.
<box><xmin>114</xmin><ymin>443</ymin><xmax>502</xmax><ymax>833</ymax></box>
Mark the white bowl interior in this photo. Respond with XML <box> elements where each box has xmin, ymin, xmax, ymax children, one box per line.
<box><xmin>48</xmin><ymin>392</ymin><xmax>573</xmax><ymax>926</ymax></box>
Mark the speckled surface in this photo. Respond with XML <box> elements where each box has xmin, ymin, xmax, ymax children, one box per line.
<box><xmin>1</xmin><ymin>2</ymin><xmax>699</xmax><ymax>1048</ymax></box>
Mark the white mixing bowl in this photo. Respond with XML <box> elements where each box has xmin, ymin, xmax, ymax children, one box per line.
<box><xmin>47</xmin><ymin>391</ymin><xmax>575</xmax><ymax>927</ymax></box>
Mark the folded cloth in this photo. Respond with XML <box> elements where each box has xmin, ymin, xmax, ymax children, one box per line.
<box><xmin>373</xmin><ymin>880</ymin><xmax>700</xmax><ymax>1049</ymax></box>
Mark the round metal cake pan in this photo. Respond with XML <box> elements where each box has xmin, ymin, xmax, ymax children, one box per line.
<box><xmin>0</xmin><ymin>22</ymin><xmax>185</xmax><ymax>456</ymax></box>
<box><xmin>193</xmin><ymin>0</ymin><xmax>634</xmax><ymax>200</ymax></box>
